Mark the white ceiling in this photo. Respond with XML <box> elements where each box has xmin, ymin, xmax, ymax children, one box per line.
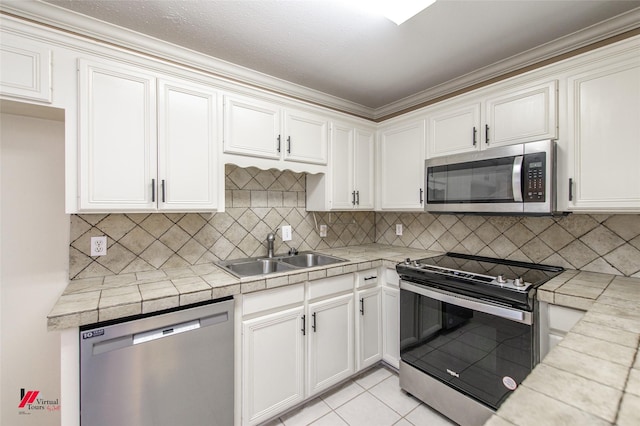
<box><xmin>14</xmin><ymin>1</ymin><xmax>640</xmax><ymax>115</ymax></box>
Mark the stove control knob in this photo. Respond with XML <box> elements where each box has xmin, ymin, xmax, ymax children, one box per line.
<box><xmin>514</xmin><ymin>277</ymin><xmax>526</xmax><ymax>287</ymax></box>
<box><xmin>404</xmin><ymin>258</ymin><xmax>411</xmax><ymax>265</ymax></box>
<box><xmin>496</xmin><ymin>274</ymin><xmax>507</xmax><ymax>284</ymax></box>
<box><xmin>413</xmin><ymin>260</ymin><xmax>420</xmax><ymax>267</ymax></box>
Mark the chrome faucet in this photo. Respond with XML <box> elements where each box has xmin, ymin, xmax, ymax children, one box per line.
<box><xmin>266</xmin><ymin>232</ymin><xmax>276</xmax><ymax>258</ymax></box>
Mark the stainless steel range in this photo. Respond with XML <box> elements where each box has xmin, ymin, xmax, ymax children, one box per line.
<box><xmin>397</xmin><ymin>253</ymin><xmax>563</xmax><ymax>426</ymax></box>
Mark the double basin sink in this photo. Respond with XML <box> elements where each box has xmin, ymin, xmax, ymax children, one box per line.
<box><xmin>217</xmin><ymin>252</ymin><xmax>348</xmax><ymax>278</ymax></box>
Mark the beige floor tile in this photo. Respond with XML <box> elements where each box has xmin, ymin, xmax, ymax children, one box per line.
<box><xmin>626</xmin><ymin>368</ymin><xmax>640</xmax><ymax>397</ymax></box>
<box><xmin>354</xmin><ymin>366</ymin><xmax>392</xmax><ymax>389</ymax></box>
<box><xmin>309</xmin><ymin>411</ymin><xmax>348</xmax><ymax>426</ymax></box>
<box><xmin>617</xmin><ymin>393</ymin><xmax>640</xmax><ymax>426</ymax></box>
<box><xmin>321</xmin><ymin>380</ymin><xmax>365</xmax><ymax>410</ymax></box>
<box><xmin>369</xmin><ymin>375</ymin><xmax>420</xmax><ymax>417</ymax></box>
<box><xmin>280</xmin><ymin>399</ymin><xmax>332</xmax><ymax>426</ymax></box>
<box><xmin>403</xmin><ymin>403</ymin><xmax>455</xmax><ymax>426</ymax></box>
<box><xmin>570</xmin><ymin>319</ymin><xmax>640</xmax><ymax>348</ymax></box>
<box><xmin>335</xmin><ymin>392</ymin><xmax>400</xmax><ymax>426</ymax></box>
<box><xmin>559</xmin><ymin>332</ymin><xmax>636</xmax><ymax>366</ymax></box>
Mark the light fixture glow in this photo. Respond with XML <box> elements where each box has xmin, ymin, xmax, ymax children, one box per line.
<box><xmin>347</xmin><ymin>0</ymin><xmax>437</xmax><ymax>25</ymax></box>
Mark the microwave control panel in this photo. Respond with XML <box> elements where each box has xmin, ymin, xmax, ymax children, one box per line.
<box><xmin>523</xmin><ymin>154</ymin><xmax>546</xmax><ymax>202</ymax></box>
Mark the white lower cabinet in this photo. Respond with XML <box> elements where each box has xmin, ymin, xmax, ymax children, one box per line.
<box><xmin>539</xmin><ymin>302</ymin><xmax>585</xmax><ymax>360</ymax></box>
<box><xmin>307</xmin><ymin>293</ymin><xmax>355</xmax><ymax>396</ymax></box>
<box><xmin>356</xmin><ymin>286</ymin><xmax>382</xmax><ymax>370</ymax></box>
<box><xmin>241</xmin><ymin>275</ymin><xmax>356</xmax><ymax>425</ymax></box>
<box><xmin>242</xmin><ymin>306</ymin><xmax>305</xmax><ymax>425</ymax></box>
<box><xmin>382</xmin><ymin>268</ymin><xmax>400</xmax><ymax>369</ymax></box>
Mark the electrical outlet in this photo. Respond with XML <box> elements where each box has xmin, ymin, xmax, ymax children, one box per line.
<box><xmin>319</xmin><ymin>224</ymin><xmax>328</xmax><ymax>238</ymax></box>
<box><xmin>396</xmin><ymin>224</ymin><xmax>403</xmax><ymax>236</ymax></box>
<box><xmin>281</xmin><ymin>225</ymin><xmax>292</xmax><ymax>241</ymax></box>
<box><xmin>91</xmin><ymin>236</ymin><xmax>107</xmax><ymax>256</ymax></box>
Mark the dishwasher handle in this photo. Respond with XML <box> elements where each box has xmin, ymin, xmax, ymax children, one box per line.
<box><xmin>133</xmin><ymin>319</ymin><xmax>200</xmax><ymax>345</ymax></box>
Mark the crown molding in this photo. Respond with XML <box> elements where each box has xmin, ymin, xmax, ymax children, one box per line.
<box><xmin>372</xmin><ymin>7</ymin><xmax>640</xmax><ymax>121</ymax></box>
<box><xmin>2</xmin><ymin>1</ymin><xmax>639</xmax><ymax>121</ymax></box>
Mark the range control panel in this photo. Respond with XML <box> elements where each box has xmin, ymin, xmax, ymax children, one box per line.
<box><xmin>523</xmin><ymin>153</ymin><xmax>546</xmax><ymax>202</ymax></box>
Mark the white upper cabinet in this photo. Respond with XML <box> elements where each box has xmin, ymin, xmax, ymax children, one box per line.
<box><xmin>284</xmin><ymin>108</ymin><xmax>328</xmax><ymax>164</ymax></box>
<box><xmin>378</xmin><ymin>119</ymin><xmax>426</xmax><ymax>211</ymax></box>
<box><xmin>223</xmin><ymin>95</ymin><xmax>281</xmax><ymax>159</ymax></box>
<box><xmin>223</xmin><ymin>94</ymin><xmax>328</xmax><ymax>169</ymax></box>
<box><xmin>428</xmin><ymin>101</ymin><xmax>481</xmax><ymax>157</ymax></box>
<box><xmin>426</xmin><ymin>81</ymin><xmax>557</xmax><ymax>158</ymax></box>
<box><xmin>157</xmin><ymin>79</ymin><xmax>219</xmax><ymax>211</ymax></box>
<box><xmin>306</xmin><ymin>122</ymin><xmax>374</xmax><ymax>211</ymax></box>
<box><xmin>0</xmin><ymin>32</ymin><xmax>52</xmax><ymax>103</ymax></box>
<box><xmin>565</xmin><ymin>51</ymin><xmax>640</xmax><ymax>212</ymax></box>
<box><xmin>78</xmin><ymin>58</ymin><xmax>219</xmax><ymax>212</ymax></box>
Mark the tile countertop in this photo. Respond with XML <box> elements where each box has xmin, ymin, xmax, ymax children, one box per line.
<box><xmin>488</xmin><ymin>270</ymin><xmax>640</xmax><ymax>426</ymax></box>
<box><xmin>47</xmin><ymin>243</ymin><xmax>438</xmax><ymax>331</ymax></box>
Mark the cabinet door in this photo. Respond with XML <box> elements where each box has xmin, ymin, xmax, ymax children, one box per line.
<box><xmin>357</xmin><ymin>287</ymin><xmax>382</xmax><ymax>370</ymax></box>
<box><xmin>223</xmin><ymin>95</ymin><xmax>281</xmax><ymax>160</ymax></box>
<box><xmin>158</xmin><ymin>79</ymin><xmax>218</xmax><ymax>211</ymax></box>
<box><xmin>0</xmin><ymin>33</ymin><xmax>52</xmax><ymax>102</ymax></box>
<box><xmin>353</xmin><ymin>129</ymin><xmax>375</xmax><ymax>209</ymax></box>
<box><xmin>330</xmin><ymin>123</ymin><xmax>355</xmax><ymax>209</ymax></box>
<box><xmin>284</xmin><ymin>108</ymin><xmax>328</xmax><ymax>165</ymax></box>
<box><xmin>307</xmin><ymin>294</ymin><xmax>354</xmax><ymax>396</ymax></box>
<box><xmin>567</xmin><ymin>58</ymin><xmax>640</xmax><ymax>211</ymax></box>
<box><xmin>78</xmin><ymin>59</ymin><xmax>157</xmax><ymax>211</ymax></box>
<box><xmin>427</xmin><ymin>102</ymin><xmax>481</xmax><ymax>157</ymax></box>
<box><xmin>381</xmin><ymin>285</ymin><xmax>400</xmax><ymax>369</ymax></box>
<box><xmin>379</xmin><ymin>120</ymin><xmax>425</xmax><ymax>210</ymax></box>
<box><xmin>485</xmin><ymin>80</ymin><xmax>557</xmax><ymax>148</ymax></box>
<box><xmin>242</xmin><ymin>306</ymin><xmax>305</xmax><ymax>425</ymax></box>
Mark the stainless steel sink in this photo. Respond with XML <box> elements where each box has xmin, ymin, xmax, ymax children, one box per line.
<box><xmin>220</xmin><ymin>258</ymin><xmax>298</xmax><ymax>277</ymax></box>
<box><xmin>216</xmin><ymin>252</ymin><xmax>348</xmax><ymax>278</ymax></box>
<box><xmin>279</xmin><ymin>253</ymin><xmax>347</xmax><ymax>268</ymax></box>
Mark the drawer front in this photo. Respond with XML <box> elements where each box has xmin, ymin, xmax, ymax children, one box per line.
<box><xmin>356</xmin><ymin>269</ymin><xmax>378</xmax><ymax>288</ymax></box>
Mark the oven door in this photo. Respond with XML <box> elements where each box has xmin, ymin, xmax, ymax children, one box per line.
<box><xmin>400</xmin><ymin>280</ymin><xmax>535</xmax><ymax>410</ymax></box>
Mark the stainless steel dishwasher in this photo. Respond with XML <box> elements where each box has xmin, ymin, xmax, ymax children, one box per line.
<box><xmin>80</xmin><ymin>297</ymin><xmax>234</xmax><ymax>426</ymax></box>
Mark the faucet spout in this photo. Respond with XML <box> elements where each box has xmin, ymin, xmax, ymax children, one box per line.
<box><xmin>266</xmin><ymin>232</ymin><xmax>276</xmax><ymax>258</ymax></box>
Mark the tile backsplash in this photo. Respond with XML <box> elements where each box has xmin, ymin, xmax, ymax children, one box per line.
<box><xmin>69</xmin><ymin>166</ymin><xmax>375</xmax><ymax>279</ymax></box>
<box><xmin>376</xmin><ymin>212</ymin><xmax>640</xmax><ymax>278</ymax></box>
<box><xmin>69</xmin><ymin>165</ymin><xmax>640</xmax><ymax>279</ymax></box>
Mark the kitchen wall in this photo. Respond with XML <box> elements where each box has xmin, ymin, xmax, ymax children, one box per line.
<box><xmin>1</xmin><ymin>112</ymin><xmax>68</xmax><ymax>426</ymax></box>
<box><xmin>376</xmin><ymin>212</ymin><xmax>640</xmax><ymax>277</ymax></box>
<box><xmin>68</xmin><ymin>165</ymin><xmax>375</xmax><ymax>279</ymax></box>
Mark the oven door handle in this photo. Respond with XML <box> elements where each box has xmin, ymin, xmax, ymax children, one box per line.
<box><xmin>512</xmin><ymin>155</ymin><xmax>524</xmax><ymax>202</ymax></box>
<box><xmin>400</xmin><ymin>281</ymin><xmax>532</xmax><ymax>325</ymax></box>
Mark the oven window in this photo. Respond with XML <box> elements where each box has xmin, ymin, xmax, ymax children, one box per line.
<box><xmin>427</xmin><ymin>157</ymin><xmax>516</xmax><ymax>204</ymax></box>
<box><xmin>400</xmin><ymin>289</ymin><xmax>533</xmax><ymax>410</ymax></box>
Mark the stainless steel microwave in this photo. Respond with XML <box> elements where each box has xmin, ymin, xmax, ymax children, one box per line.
<box><xmin>425</xmin><ymin>139</ymin><xmax>556</xmax><ymax>214</ymax></box>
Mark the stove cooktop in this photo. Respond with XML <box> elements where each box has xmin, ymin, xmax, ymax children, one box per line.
<box><xmin>396</xmin><ymin>252</ymin><xmax>564</xmax><ymax>310</ymax></box>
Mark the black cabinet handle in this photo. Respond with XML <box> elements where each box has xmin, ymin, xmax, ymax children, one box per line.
<box><xmin>352</xmin><ymin>191</ymin><xmax>356</xmax><ymax>205</ymax></box>
<box><xmin>356</xmin><ymin>190</ymin><xmax>360</xmax><ymax>205</ymax></box>
<box><xmin>419</xmin><ymin>188</ymin><xmax>424</xmax><ymax>204</ymax></box>
<box><xmin>312</xmin><ymin>312</ymin><xmax>317</xmax><ymax>332</ymax></box>
<box><xmin>277</xmin><ymin>135</ymin><xmax>281</xmax><ymax>153</ymax></box>
<box><xmin>287</xmin><ymin>136</ymin><xmax>291</xmax><ymax>154</ymax></box>
<box><xmin>301</xmin><ymin>314</ymin><xmax>306</xmax><ymax>335</ymax></box>
<box><xmin>161</xmin><ymin>179</ymin><xmax>165</xmax><ymax>203</ymax></box>
<box><xmin>472</xmin><ymin>127</ymin><xmax>477</xmax><ymax>146</ymax></box>
<box><xmin>485</xmin><ymin>124</ymin><xmax>490</xmax><ymax>144</ymax></box>
<box><xmin>569</xmin><ymin>178</ymin><xmax>573</xmax><ymax>201</ymax></box>
<box><xmin>360</xmin><ymin>298</ymin><xmax>364</xmax><ymax>316</ymax></box>
<box><xmin>364</xmin><ymin>276</ymin><xmax>376</xmax><ymax>281</ymax></box>
<box><xmin>151</xmin><ymin>179</ymin><xmax>155</xmax><ymax>202</ymax></box>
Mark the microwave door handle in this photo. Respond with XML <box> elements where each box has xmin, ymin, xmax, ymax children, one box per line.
<box><xmin>512</xmin><ymin>155</ymin><xmax>524</xmax><ymax>202</ymax></box>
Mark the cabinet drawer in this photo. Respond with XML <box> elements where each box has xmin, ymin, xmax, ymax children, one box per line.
<box><xmin>308</xmin><ymin>274</ymin><xmax>353</xmax><ymax>300</ymax></box>
<box><xmin>243</xmin><ymin>283</ymin><xmax>304</xmax><ymax>317</ymax></box>
<box><xmin>356</xmin><ymin>269</ymin><xmax>378</xmax><ymax>288</ymax></box>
